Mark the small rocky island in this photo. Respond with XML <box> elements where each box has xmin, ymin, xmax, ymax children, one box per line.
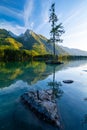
<box><xmin>21</xmin><ymin>89</ymin><xmax>61</xmax><ymax>128</ymax></box>
<box><xmin>45</xmin><ymin>60</ymin><xmax>63</xmax><ymax>65</ymax></box>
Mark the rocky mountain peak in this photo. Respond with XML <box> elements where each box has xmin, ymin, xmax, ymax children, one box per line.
<box><xmin>9</xmin><ymin>31</ymin><xmax>17</xmax><ymax>38</ymax></box>
<box><xmin>24</xmin><ymin>29</ymin><xmax>33</xmax><ymax>36</ymax></box>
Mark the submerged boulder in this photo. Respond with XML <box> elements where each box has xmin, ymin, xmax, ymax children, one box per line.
<box><xmin>21</xmin><ymin>89</ymin><xmax>60</xmax><ymax>128</ymax></box>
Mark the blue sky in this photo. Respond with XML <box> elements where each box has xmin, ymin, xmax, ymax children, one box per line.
<box><xmin>0</xmin><ymin>0</ymin><xmax>87</xmax><ymax>51</ymax></box>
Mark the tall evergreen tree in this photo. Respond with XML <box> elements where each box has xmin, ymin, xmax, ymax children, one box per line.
<box><xmin>49</xmin><ymin>3</ymin><xmax>65</xmax><ymax>56</ymax></box>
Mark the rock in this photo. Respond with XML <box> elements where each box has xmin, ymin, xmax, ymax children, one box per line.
<box><xmin>45</xmin><ymin>60</ymin><xmax>63</xmax><ymax>65</ymax></box>
<box><xmin>21</xmin><ymin>89</ymin><xmax>60</xmax><ymax>128</ymax></box>
<box><xmin>63</xmin><ymin>80</ymin><xmax>74</xmax><ymax>84</ymax></box>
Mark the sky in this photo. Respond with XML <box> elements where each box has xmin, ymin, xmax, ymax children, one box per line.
<box><xmin>0</xmin><ymin>0</ymin><xmax>87</xmax><ymax>51</ymax></box>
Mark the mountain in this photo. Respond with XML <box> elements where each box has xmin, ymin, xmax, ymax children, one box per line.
<box><xmin>0</xmin><ymin>28</ymin><xmax>87</xmax><ymax>57</ymax></box>
<box><xmin>9</xmin><ymin>31</ymin><xmax>17</xmax><ymax>38</ymax></box>
<box><xmin>0</xmin><ymin>29</ymin><xmax>68</xmax><ymax>55</ymax></box>
<box><xmin>16</xmin><ymin>29</ymin><xmax>67</xmax><ymax>55</ymax></box>
<box><xmin>61</xmin><ymin>46</ymin><xmax>87</xmax><ymax>56</ymax></box>
<box><xmin>0</xmin><ymin>29</ymin><xmax>23</xmax><ymax>50</ymax></box>
<box><xmin>0</xmin><ymin>29</ymin><xmax>10</xmax><ymax>38</ymax></box>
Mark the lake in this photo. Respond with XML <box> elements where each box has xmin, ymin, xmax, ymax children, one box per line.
<box><xmin>0</xmin><ymin>60</ymin><xmax>87</xmax><ymax>130</ymax></box>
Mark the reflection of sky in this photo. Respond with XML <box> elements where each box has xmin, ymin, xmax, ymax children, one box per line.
<box><xmin>1</xmin><ymin>61</ymin><xmax>87</xmax><ymax>95</ymax></box>
<box><xmin>55</xmin><ymin>63</ymin><xmax>87</xmax><ymax>130</ymax></box>
<box><xmin>55</xmin><ymin>63</ymin><xmax>87</xmax><ymax>84</ymax></box>
<box><xmin>0</xmin><ymin>80</ymin><xmax>29</xmax><ymax>94</ymax></box>
<box><xmin>55</xmin><ymin>64</ymin><xmax>87</xmax><ymax>100</ymax></box>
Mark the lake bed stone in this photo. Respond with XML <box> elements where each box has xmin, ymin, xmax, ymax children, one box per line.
<box><xmin>21</xmin><ymin>89</ymin><xmax>61</xmax><ymax>128</ymax></box>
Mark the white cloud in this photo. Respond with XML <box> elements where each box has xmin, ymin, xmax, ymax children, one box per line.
<box><xmin>63</xmin><ymin>10</ymin><xmax>80</xmax><ymax>26</ymax></box>
<box><xmin>0</xmin><ymin>20</ymin><xmax>25</xmax><ymax>35</ymax></box>
<box><xmin>35</xmin><ymin>0</ymin><xmax>50</xmax><ymax>33</ymax></box>
<box><xmin>30</xmin><ymin>22</ymin><xmax>34</xmax><ymax>30</ymax></box>
<box><xmin>23</xmin><ymin>0</ymin><xmax>34</xmax><ymax>29</ymax></box>
<box><xmin>0</xmin><ymin>5</ymin><xmax>23</xmax><ymax>19</ymax></box>
<box><xmin>1</xmin><ymin>0</ymin><xmax>87</xmax><ymax>51</ymax></box>
<box><xmin>0</xmin><ymin>0</ymin><xmax>34</xmax><ymax>34</ymax></box>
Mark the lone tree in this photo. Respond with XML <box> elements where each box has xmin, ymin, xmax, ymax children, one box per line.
<box><xmin>49</xmin><ymin>3</ymin><xmax>65</xmax><ymax>56</ymax></box>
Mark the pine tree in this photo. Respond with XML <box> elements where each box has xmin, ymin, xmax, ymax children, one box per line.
<box><xmin>49</xmin><ymin>3</ymin><xmax>65</xmax><ymax>56</ymax></box>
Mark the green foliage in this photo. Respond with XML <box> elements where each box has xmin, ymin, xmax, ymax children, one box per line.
<box><xmin>5</xmin><ymin>38</ymin><xmax>23</xmax><ymax>49</ymax></box>
<box><xmin>33</xmin><ymin>43</ymin><xmax>47</xmax><ymax>55</ymax></box>
<box><xmin>0</xmin><ymin>48</ymin><xmax>32</xmax><ymax>62</ymax></box>
<box><xmin>24</xmin><ymin>49</ymin><xmax>39</xmax><ymax>56</ymax></box>
<box><xmin>0</xmin><ymin>35</ymin><xmax>23</xmax><ymax>50</ymax></box>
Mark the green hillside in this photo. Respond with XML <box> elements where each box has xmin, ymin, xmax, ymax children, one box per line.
<box><xmin>0</xmin><ymin>28</ymin><xmax>69</xmax><ymax>61</ymax></box>
<box><xmin>0</xmin><ymin>37</ymin><xmax>23</xmax><ymax>50</ymax></box>
<box><xmin>0</xmin><ymin>29</ymin><xmax>23</xmax><ymax>50</ymax></box>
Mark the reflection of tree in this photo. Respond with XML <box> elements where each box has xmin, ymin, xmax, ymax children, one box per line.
<box><xmin>0</xmin><ymin>62</ymin><xmax>60</xmax><ymax>88</ymax></box>
<box><xmin>48</xmin><ymin>65</ymin><xmax>63</xmax><ymax>99</ymax></box>
<box><xmin>82</xmin><ymin>114</ymin><xmax>87</xmax><ymax>125</ymax></box>
<box><xmin>1</xmin><ymin>60</ymin><xmax>84</xmax><ymax>89</ymax></box>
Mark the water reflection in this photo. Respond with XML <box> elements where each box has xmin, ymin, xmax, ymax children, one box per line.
<box><xmin>0</xmin><ymin>60</ymin><xmax>87</xmax><ymax>130</ymax></box>
<box><xmin>0</xmin><ymin>61</ymin><xmax>65</xmax><ymax>89</ymax></box>
<box><xmin>0</xmin><ymin>62</ymin><xmax>48</xmax><ymax>88</ymax></box>
<box><xmin>0</xmin><ymin>60</ymin><xmax>87</xmax><ymax>89</ymax></box>
<box><xmin>48</xmin><ymin>65</ymin><xmax>63</xmax><ymax>99</ymax></box>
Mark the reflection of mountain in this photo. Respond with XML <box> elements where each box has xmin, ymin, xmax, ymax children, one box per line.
<box><xmin>0</xmin><ymin>60</ymin><xmax>87</xmax><ymax>88</ymax></box>
<box><xmin>0</xmin><ymin>62</ymin><xmax>23</xmax><ymax>88</ymax></box>
<box><xmin>0</xmin><ymin>62</ymin><xmax>57</xmax><ymax>88</ymax></box>
<box><xmin>48</xmin><ymin>65</ymin><xmax>63</xmax><ymax>99</ymax></box>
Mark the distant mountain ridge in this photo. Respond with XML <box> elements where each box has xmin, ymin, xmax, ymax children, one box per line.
<box><xmin>0</xmin><ymin>28</ymin><xmax>87</xmax><ymax>56</ymax></box>
<box><xmin>61</xmin><ymin>46</ymin><xmax>87</xmax><ymax>56</ymax></box>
